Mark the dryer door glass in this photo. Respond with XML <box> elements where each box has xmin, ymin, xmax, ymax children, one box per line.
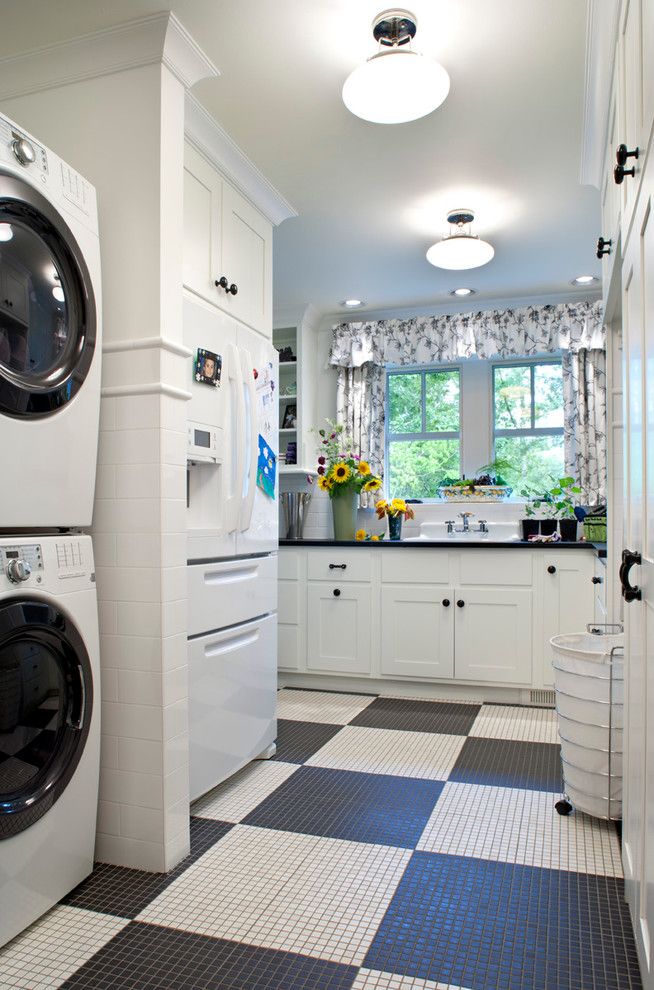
<box><xmin>0</xmin><ymin>174</ymin><xmax>96</xmax><ymax>418</ymax></box>
<box><xmin>0</xmin><ymin>599</ymin><xmax>93</xmax><ymax>838</ymax></box>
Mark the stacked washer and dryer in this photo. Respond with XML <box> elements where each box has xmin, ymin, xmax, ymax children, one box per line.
<box><xmin>0</xmin><ymin>112</ymin><xmax>103</xmax><ymax>947</ymax></box>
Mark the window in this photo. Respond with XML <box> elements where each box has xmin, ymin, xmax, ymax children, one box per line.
<box><xmin>493</xmin><ymin>361</ymin><xmax>564</xmax><ymax>492</ymax></box>
<box><xmin>384</xmin><ymin>358</ymin><xmax>564</xmax><ymax>499</ymax></box>
<box><xmin>386</xmin><ymin>368</ymin><xmax>460</xmax><ymax>498</ymax></box>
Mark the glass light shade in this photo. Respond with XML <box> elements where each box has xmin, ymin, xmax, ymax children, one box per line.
<box><xmin>426</xmin><ymin>234</ymin><xmax>495</xmax><ymax>270</ymax></box>
<box><xmin>0</xmin><ymin>223</ymin><xmax>13</xmax><ymax>242</ymax></box>
<box><xmin>343</xmin><ymin>48</ymin><xmax>450</xmax><ymax>124</ymax></box>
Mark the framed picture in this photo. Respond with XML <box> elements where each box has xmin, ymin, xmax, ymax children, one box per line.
<box><xmin>195</xmin><ymin>348</ymin><xmax>222</xmax><ymax>387</ymax></box>
<box><xmin>282</xmin><ymin>403</ymin><xmax>297</xmax><ymax>429</ymax></box>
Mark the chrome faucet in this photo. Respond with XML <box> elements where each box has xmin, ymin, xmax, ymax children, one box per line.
<box><xmin>456</xmin><ymin>512</ymin><xmax>474</xmax><ymax>533</ymax></box>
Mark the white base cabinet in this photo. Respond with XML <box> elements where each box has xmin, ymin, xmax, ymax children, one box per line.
<box><xmin>279</xmin><ymin>546</ymin><xmax>597</xmax><ymax>693</ymax></box>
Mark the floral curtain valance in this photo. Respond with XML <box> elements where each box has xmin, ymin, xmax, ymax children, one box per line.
<box><xmin>329</xmin><ymin>299</ymin><xmax>605</xmax><ymax>368</ymax></box>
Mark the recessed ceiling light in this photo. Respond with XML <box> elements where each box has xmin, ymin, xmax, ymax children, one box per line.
<box><xmin>0</xmin><ymin>223</ymin><xmax>13</xmax><ymax>242</ymax></box>
<box><xmin>571</xmin><ymin>274</ymin><xmax>599</xmax><ymax>285</ymax></box>
<box><xmin>342</xmin><ymin>299</ymin><xmax>365</xmax><ymax>308</ymax></box>
<box><xmin>427</xmin><ymin>210</ymin><xmax>495</xmax><ymax>271</ymax></box>
<box><xmin>451</xmin><ymin>287</ymin><xmax>475</xmax><ymax>297</ymax></box>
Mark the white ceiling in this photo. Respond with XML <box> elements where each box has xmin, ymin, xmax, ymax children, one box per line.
<box><xmin>0</xmin><ymin>1</ymin><xmax>601</xmax><ymax>321</ymax></box>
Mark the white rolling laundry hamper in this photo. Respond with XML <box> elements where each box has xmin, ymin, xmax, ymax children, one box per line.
<box><xmin>550</xmin><ymin>624</ymin><xmax>624</xmax><ymax>821</ymax></box>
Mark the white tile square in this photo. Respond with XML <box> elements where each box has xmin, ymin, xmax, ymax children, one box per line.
<box><xmin>137</xmin><ymin>824</ymin><xmax>411</xmax><ymax>965</ymax></box>
<box><xmin>417</xmin><ymin>781</ymin><xmax>623</xmax><ymax>876</ymax></box>
<box><xmin>191</xmin><ymin>760</ymin><xmax>299</xmax><ymax>822</ymax></box>
<box><xmin>0</xmin><ymin>906</ymin><xmax>127</xmax><ymax>990</ymax></box>
<box><xmin>470</xmin><ymin>704</ymin><xmax>559</xmax><ymax>743</ymax></box>
<box><xmin>353</xmin><ymin>971</ymin><xmax>471</xmax><ymax>990</ymax></box>
<box><xmin>306</xmin><ymin>725</ymin><xmax>465</xmax><ymax>780</ymax></box>
<box><xmin>277</xmin><ymin>688</ymin><xmax>377</xmax><ymax>725</ymax></box>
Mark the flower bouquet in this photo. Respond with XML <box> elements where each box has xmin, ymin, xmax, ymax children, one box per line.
<box><xmin>375</xmin><ymin>498</ymin><xmax>415</xmax><ymax>541</ymax></box>
<box><xmin>315</xmin><ymin>421</ymin><xmax>382</xmax><ymax>540</ymax></box>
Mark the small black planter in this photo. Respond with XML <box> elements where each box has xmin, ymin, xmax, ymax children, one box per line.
<box><xmin>559</xmin><ymin>518</ymin><xmax>578</xmax><ymax>542</ymax></box>
<box><xmin>540</xmin><ymin>519</ymin><xmax>557</xmax><ymax>536</ymax></box>
<box><xmin>521</xmin><ymin>518</ymin><xmax>539</xmax><ymax>540</ymax></box>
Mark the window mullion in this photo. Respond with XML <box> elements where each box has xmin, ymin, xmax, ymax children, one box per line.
<box><xmin>530</xmin><ymin>364</ymin><xmax>536</xmax><ymax>430</ymax></box>
<box><xmin>421</xmin><ymin>371</ymin><xmax>427</xmax><ymax>434</ymax></box>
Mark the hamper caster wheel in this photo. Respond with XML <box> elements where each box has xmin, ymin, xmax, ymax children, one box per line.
<box><xmin>555</xmin><ymin>799</ymin><xmax>573</xmax><ymax>816</ymax></box>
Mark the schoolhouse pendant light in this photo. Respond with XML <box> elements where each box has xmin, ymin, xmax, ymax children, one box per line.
<box><xmin>342</xmin><ymin>9</ymin><xmax>450</xmax><ymax>125</ymax></box>
<box><xmin>426</xmin><ymin>210</ymin><xmax>495</xmax><ymax>270</ymax></box>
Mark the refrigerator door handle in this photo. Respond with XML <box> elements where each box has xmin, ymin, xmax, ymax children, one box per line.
<box><xmin>239</xmin><ymin>346</ymin><xmax>258</xmax><ymax>533</ymax></box>
<box><xmin>227</xmin><ymin>343</ymin><xmax>246</xmax><ymax>536</ymax></box>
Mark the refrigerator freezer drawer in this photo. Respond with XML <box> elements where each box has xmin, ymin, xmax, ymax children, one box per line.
<box><xmin>188</xmin><ymin>612</ymin><xmax>277</xmax><ymax>801</ymax></box>
<box><xmin>187</xmin><ymin>554</ymin><xmax>278</xmax><ymax>637</ymax></box>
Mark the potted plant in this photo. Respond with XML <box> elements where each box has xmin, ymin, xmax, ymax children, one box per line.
<box><xmin>315</xmin><ymin>421</ymin><xmax>382</xmax><ymax>541</ymax></box>
<box><xmin>550</xmin><ymin>476</ymin><xmax>583</xmax><ymax>541</ymax></box>
<box><xmin>437</xmin><ymin>459</ymin><xmax>514</xmax><ymax>502</ymax></box>
<box><xmin>375</xmin><ymin>498</ymin><xmax>415</xmax><ymax>540</ymax></box>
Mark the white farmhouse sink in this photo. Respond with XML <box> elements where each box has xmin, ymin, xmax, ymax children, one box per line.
<box><xmin>404</xmin><ymin>521</ymin><xmax>521</xmax><ymax>542</ymax></box>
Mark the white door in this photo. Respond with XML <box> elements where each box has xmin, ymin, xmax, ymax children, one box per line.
<box><xmin>381</xmin><ymin>585</ymin><xmax>454</xmax><ymax>679</ymax></box>
<box><xmin>235</xmin><ymin>326</ymin><xmax>279</xmax><ymax>556</ymax></box>
<box><xmin>221</xmin><ymin>182</ymin><xmax>273</xmax><ymax>336</ymax></box>
<box><xmin>540</xmin><ymin>553</ymin><xmax>595</xmax><ymax>686</ymax></box>
<box><xmin>454</xmin><ymin>588</ymin><xmax>533</xmax><ymax>685</ymax></box>
<box><xmin>621</xmin><ymin>165</ymin><xmax>654</xmax><ymax>989</ymax></box>
<box><xmin>307</xmin><ymin>583</ymin><xmax>371</xmax><ymax>674</ymax></box>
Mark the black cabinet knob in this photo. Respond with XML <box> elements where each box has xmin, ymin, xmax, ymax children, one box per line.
<box><xmin>215</xmin><ymin>276</ymin><xmax>229</xmax><ymax>290</ymax></box>
<box><xmin>591</xmin><ymin>576</ymin><xmax>603</xmax><ymax>585</ymax></box>
<box><xmin>442</xmin><ymin>598</ymin><xmax>450</xmax><ymax>607</ymax></box>
<box><xmin>547</xmin><ymin>565</ymin><xmax>556</xmax><ymax>574</ymax></box>
<box><xmin>597</xmin><ymin>236</ymin><xmax>612</xmax><ymax>259</ymax></box>
<box><xmin>616</xmin><ymin>143</ymin><xmax>639</xmax><ymax>166</ymax></box>
<box><xmin>456</xmin><ymin>599</ymin><xmax>465</xmax><ymax>608</ymax></box>
<box><xmin>333</xmin><ymin>588</ymin><xmax>341</xmax><ymax>597</ymax></box>
<box><xmin>615</xmin><ymin>163</ymin><xmax>636</xmax><ymax>184</ymax></box>
<box><xmin>329</xmin><ymin>563</ymin><xmax>347</xmax><ymax>570</ymax></box>
<box><xmin>228</xmin><ymin>283</ymin><xmax>238</xmax><ymax>296</ymax></box>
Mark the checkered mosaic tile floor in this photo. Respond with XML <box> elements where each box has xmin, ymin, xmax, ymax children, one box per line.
<box><xmin>0</xmin><ymin>690</ymin><xmax>642</xmax><ymax>990</ymax></box>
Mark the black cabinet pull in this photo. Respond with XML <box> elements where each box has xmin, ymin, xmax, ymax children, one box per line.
<box><xmin>616</xmin><ymin>143</ymin><xmax>639</xmax><ymax>166</ymax></box>
<box><xmin>329</xmin><ymin>563</ymin><xmax>347</xmax><ymax>570</ymax></box>
<box><xmin>333</xmin><ymin>588</ymin><xmax>341</xmax><ymax>597</ymax></box>
<box><xmin>615</xmin><ymin>162</ymin><xmax>637</xmax><ymax>184</ymax></box>
<box><xmin>620</xmin><ymin>549</ymin><xmax>642</xmax><ymax>602</ymax></box>
<box><xmin>442</xmin><ymin>598</ymin><xmax>450</xmax><ymax>607</ymax></box>
<box><xmin>547</xmin><ymin>565</ymin><xmax>556</xmax><ymax>574</ymax></box>
<box><xmin>456</xmin><ymin>599</ymin><xmax>465</xmax><ymax>608</ymax></box>
<box><xmin>228</xmin><ymin>283</ymin><xmax>238</xmax><ymax>295</ymax></box>
<box><xmin>215</xmin><ymin>276</ymin><xmax>229</xmax><ymax>290</ymax></box>
<box><xmin>597</xmin><ymin>236</ymin><xmax>612</xmax><ymax>259</ymax></box>
<box><xmin>591</xmin><ymin>576</ymin><xmax>603</xmax><ymax>585</ymax></box>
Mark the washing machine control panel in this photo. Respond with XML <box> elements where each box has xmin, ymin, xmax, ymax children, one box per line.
<box><xmin>0</xmin><ymin>119</ymin><xmax>48</xmax><ymax>176</ymax></box>
<box><xmin>1</xmin><ymin>544</ymin><xmax>42</xmax><ymax>583</ymax></box>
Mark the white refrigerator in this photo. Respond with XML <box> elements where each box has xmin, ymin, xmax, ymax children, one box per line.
<box><xmin>184</xmin><ymin>293</ymin><xmax>278</xmax><ymax>801</ymax></box>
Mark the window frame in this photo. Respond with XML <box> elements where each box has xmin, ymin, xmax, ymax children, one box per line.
<box><xmin>492</xmin><ymin>357</ymin><xmax>564</xmax><ymax>442</ymax></box>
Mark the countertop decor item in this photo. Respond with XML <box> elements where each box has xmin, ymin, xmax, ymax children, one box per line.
<box><xmin>437</xmin><ymin>462</ymin><xmax>513</xmax><ymax>502</ymax></box>
<box><xmin>375</xmin><ymin>497</ymin><xmax>415</xmax><ymax>541</ymax></box>
<box><xmin>315</xmin><ymin>420</ymin><xmax>382</xmax><ymax>541</ymax></box>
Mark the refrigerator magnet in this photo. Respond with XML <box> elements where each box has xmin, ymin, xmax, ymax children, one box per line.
<box><xmin>256</xmin><ymin>434</ymin><xmax>277</xmax><ymax>499</ymax></box>
<box><xmin>195</xmin><ymin>348</ymin><xmax>222</xmax><ymax>387</ymax></box>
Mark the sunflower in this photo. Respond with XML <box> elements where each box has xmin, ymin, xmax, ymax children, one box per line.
<box><xmin>371</xmin><ymin>535</ymin><xmax>380</xmax><ymax>541</ymax></box>
<box><xmin>358</xmin><ymin>461</ymin><xmax>371</xmax><ymax>476</ymax></box>
<box><xmin>363</xmin><ymin>477</ymin><xmax>382</xmax><ymax>493</ymax></box>
<box><xmin>332</xmin><ymin>462</ymin><xmax>351</xmax><ymax>483</ymax></box>
<box><xmin>318</xmin><ymin>475</ymin><xmax>333</xmax><ymax>492</ymax></box>
<box><xmin>355</xmin><ymin>528</ymin><xmax>367</xmax><ymax>541</ymax></box>
<box><xmin>391</xmin><ymin>497</ymin><xmax>407</xmax><ymax>513</ymax></box>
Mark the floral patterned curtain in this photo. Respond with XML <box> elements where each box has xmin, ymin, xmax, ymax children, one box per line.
<box><xmin>329</xmin><ymin>300</ymin><xmax>606</xmax><ymax>498</ymax></box>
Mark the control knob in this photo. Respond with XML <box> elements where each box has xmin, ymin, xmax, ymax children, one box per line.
<box><xmin>12</xmin><ymin>138</ymin><xmax>36</xmax><ymax>167</ymax></box>
<box><xmin>6</xmin><ymin>558</ymin><xmax>31</xmax><ymax>583</ymax></box>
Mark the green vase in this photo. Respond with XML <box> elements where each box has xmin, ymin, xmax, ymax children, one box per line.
<box><xmin>388</xmin><ymin>514</ymin><xmax>402</xmax><ymax>541</ymax></box>
<box><xmin>331</xmin><ymin>491</ymin><xmax>358</xmax><ymax>541</ymax></box>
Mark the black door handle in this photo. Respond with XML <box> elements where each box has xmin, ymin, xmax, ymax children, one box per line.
<box><xmin>329</xmin><ymin>563</ymin><xmax>347</xmax><ymax>570</ymax></box>
<box><xmin>591</xmin><ymin>576</ymin><xmax>603</xmax><ymax>585</ymax></box>
<box><xmin>620</xmin><ymin>549</ymin><xmax>642</xmax><ymax>602</ymax></box>
<box><xmin>442</xmin><ymin>598</ymin><xmax>450</xmax><ymax>607</ymax></box>
<box><xmin>615</xmin><ymin>163</ymin><xmax>636</xmax><ymax>184</ymax></box>
<box><xmin>616</xmin><ymin>143</ymin><xmax>639</xmax><ymax>166</ymax></box>
<box><xmin>597</xmin><ymin>236</ymin><xmax>612</xmax><ymax>259</ymax></box>
<box><xmin>333</xmin><ymin>588</ymin><xmax>341</xmax><ymax>597</ymax></box>
<box><xmin>547</xmin><ymin>565</ymin><xmax>556</xmax><ymax>574</ymax></box>
<box><xmin>456</xmin><ymin>599</ymin><xmax>465</xmax><ymax>608</ymax></box>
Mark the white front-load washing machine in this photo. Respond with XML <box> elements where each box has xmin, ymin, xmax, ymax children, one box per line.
<box><xmin>0</xmin><ymin>535</ymin><xmax>100</xmax><ymax>948</ymax></box>
<box><xmin>0</xmin><ymin>111</ymin><xmax>102</xmax><ymax>529</ymax></box>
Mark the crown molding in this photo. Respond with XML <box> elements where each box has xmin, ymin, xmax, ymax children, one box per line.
<box><xmin>185</xmin><ymin>93</ymin><xmax>297</xmax><ymax>228</ymax></box>
<box><xmin>0</xmin><ymin>12</ymin><xmax>218</xmax><ymax>101</ymax></box>
<box><xmin>580</xmin><ymin>0</ymin><xmax>621</xmax><ymax>188</ymax></box>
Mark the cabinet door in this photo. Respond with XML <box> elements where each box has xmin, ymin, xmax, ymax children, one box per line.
<box><xmin>454</xmin><ymin>588</ymin><xmax>532</xmax><ymax>685</ymax></box>
<box><xmin>221</xmin><ymin>182</ymin><xmax>272</xmax><ymax>337</ymax></box>
<box><xmin>307</xmin><ymin>583</ymin><xmax>371</xmax><ymax>674</ymax></box>
<box><xmin>381</xmin><ymin>585</ymin><xmax>454</xmax><ymax>679</ymax></box>
<box><xmin>540</xmin><ymin>554</ymin><xmax>595</xmax><ymax>686</ymax></box>
<box><xmin>183</xmin><ymin>144</ymin><xmax>223</xmax><ymax>306</ymax></box>
<box><xmin>618</xmin><ymin>0</ymin><xmax>644</xmax><ymax>232</ymax></box>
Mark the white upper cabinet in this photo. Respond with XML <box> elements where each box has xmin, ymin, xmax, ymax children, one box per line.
<box><xmin>616</xmin><ymin>0</ymin><xmax>644</xmax><ymax>233</ymax></box>
<box><xmin>183</xmin><ymin>142</ymin><xmax>273</xmax><ymax>337</ymax></box>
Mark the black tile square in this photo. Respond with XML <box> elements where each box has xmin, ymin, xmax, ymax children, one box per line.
<box><xmin>272</xmin><ymin>718</ymin><xmax>344</xmax><ymax>763</ymax></box>
<box><xmin>243</xmin><ymin>765</ymin><xmax>444</xmax><ymax>847</ymax></box>
<box><xmin>350</xmin><ymin>697</ymin><xmax>481</xmax><ymax>735</ymax></box>
<box><xmin>62</xmin><ymin>817</ymin><xmax>232</xmax><ymax>919</ymax></box>
<box><xmin>449</xmin><ymin>736</ymin><xmax>563</xmax><ymax>792</ymax></box>
<box><xmin>363</xmin><ymin>851</ymin><xmax>642</xmax><ymax>990</ymax></box>
<box><xmin>61</xmin><ymin>922</ymin><xmax>359</xmax><ymax>990</ymax></box>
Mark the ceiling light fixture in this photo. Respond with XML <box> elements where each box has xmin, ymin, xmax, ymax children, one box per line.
<box><xmin>0</xmin><ymin>223</ymin><xmax>13</xmax><ymax>242</ymax></box>
<box><xmin>426</xmin><ymin>210</ymin><xmax>495</xmax><ymax>271</ymax></box>
<box><xmin>342</xmin><ymin>9</ymin><xmax>450</xmax><ymax>125</ymax></box>
<box><xmin>571</xmin><ymin>274</ymin><xmax>599</xmax><ymax>285</ymax></box>
<box><xmin>451</xmin><ymin>287</ymin><xmax>475</xmax><ymax>297</ymax></box>
<box><xmin>342</xmin><ymin>298</ymin><xmax>365</xmax><ymax>308</ymax></box>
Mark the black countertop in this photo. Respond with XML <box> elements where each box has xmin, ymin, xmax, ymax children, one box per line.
<box><xmin>280</xmin><ymin>538</ymin><xmax>606</xmax><ymax>556</ymax></box>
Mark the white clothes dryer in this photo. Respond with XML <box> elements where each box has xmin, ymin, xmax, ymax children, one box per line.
<box><xmin>0</xmin><ymin>535</ymin><xmax>100</xmax><ymax>948</ymax></box>
<box><xmin>0</xmin><ymin>112</ymin><xmax>102</xmax><ymax>529</ymax></box>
